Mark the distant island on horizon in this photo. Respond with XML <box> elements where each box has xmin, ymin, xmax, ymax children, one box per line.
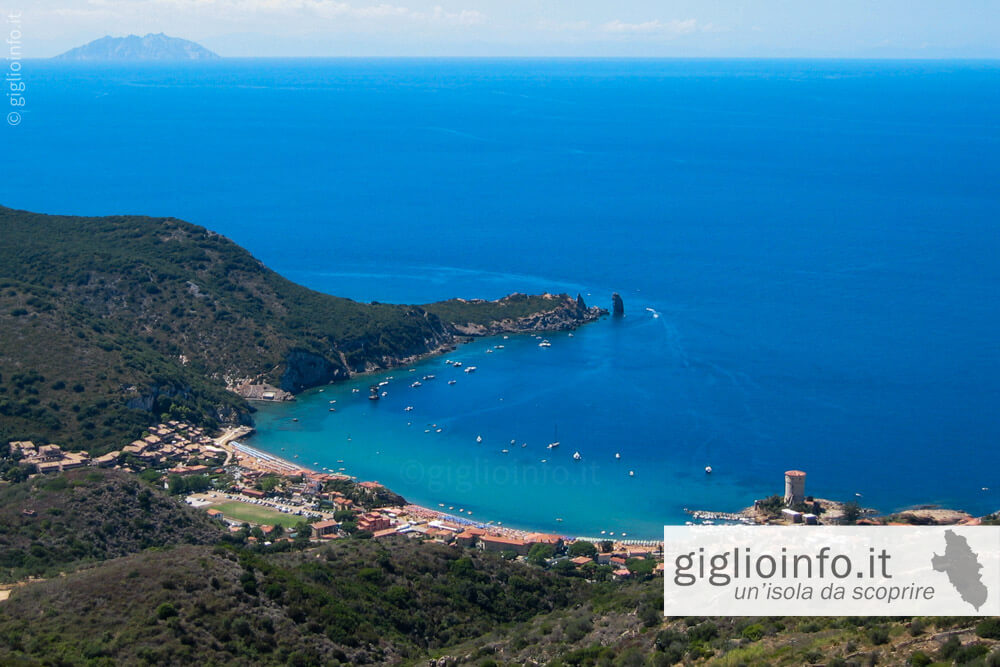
<box><xmin>54</xmin><ymin>33</ymin><xmax>219</xmax><ymax>61</ymax></box>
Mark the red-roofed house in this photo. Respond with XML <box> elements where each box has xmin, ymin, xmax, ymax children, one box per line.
<box><xmin>311</xmin><ymin>520</ymin><xmax>340</xmax><ymax>538</ymax></box>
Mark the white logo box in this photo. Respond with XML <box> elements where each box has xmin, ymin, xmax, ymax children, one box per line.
<box><xmin>663</xmin><ymin>526</ymin><xmax>1000</xmax><ymax>616</ymax></box>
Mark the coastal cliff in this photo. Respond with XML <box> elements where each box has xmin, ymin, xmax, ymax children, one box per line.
<box><xmin>0</xmin><ymin>206</ymin><xmax>606</xmax><ymax>451</ymax></box>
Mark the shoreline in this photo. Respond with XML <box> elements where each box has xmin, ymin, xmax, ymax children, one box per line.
<box><xmin>224</xmin><ymin>429</ymin><xmax>992</xmax><ymax>542</ymax></box>
<box><xmin>221</xmin><ymin>427</ymin><xmax>664</xmax><ymax>544</ymax></box>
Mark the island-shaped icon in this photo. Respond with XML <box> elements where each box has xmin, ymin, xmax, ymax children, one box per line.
<box><xmin>54</xmin><ymin>33</ymin><xmax>220</xmax><ymax>61</ymax></box>
<box><xmin>931</xmin><ymin>529</ymin><xmax>989</xmax><ymax>611</ymax></box>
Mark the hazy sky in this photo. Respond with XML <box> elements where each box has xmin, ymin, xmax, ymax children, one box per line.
<box><xmin>21</xmin><ymin>0</ymin><xmax>1000</xmax><ymax>58</ymax></box>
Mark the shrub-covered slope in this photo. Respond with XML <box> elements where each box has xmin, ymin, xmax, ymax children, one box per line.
<box><xmin>0</xmin><ymin>467</ymin><xmax>224</xmax><ymax>582</ymax></box>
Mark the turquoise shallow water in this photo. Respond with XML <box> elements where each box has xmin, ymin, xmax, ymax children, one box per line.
<box><xmin>4</xmin><ymin>59</ymin><xmax>999</xmax><ymax>537</ymax></box>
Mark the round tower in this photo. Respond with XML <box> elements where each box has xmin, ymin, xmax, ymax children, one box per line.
<box><xmin>784</xmin><ymin>470</ymin><xmax>806</xmax><ymax>506</ymax></box>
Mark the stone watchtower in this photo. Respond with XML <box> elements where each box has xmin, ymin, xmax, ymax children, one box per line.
<box><xmin>784</xmin><ymin>470</ymin><xmax>806</xmax><ymax>506</ymax></box>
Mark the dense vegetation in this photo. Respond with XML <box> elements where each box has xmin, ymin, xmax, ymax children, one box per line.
<box><xmin>0</xmin><ymin>468</ymin><xmax>995</xmax><ymax>665</ymax></box>
<box><xmin>0</xmin><ymin>206</ymin><xmax>593</xmax><ymax>453</ymax></box>
<box><xmin>0</xmin><ymin>467</ymin><xmax>224</xmax><ymax>582</ymax></box>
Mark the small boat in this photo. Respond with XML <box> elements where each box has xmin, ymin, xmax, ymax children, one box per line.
<box><xmin>454</xmin><ymin>362</ymin><xmax>463</xmax><ymax>368</ymax></box>
<box><xmin>573</xmin><ymin>451</ymin><xmax>582</xmax><ymax>461</ymax></box>
<box><xmin>705</xmin><ymin>466</ymin><xmax>713</xmax><ymax>474</ymax></box>
<box><xmin>476</xmin><ymin>435</ymin><xmax>483</xmax><ymax>443</ymax></box>
<box><xmin>629</xmin><ymin>470</ymin><xmax>634</xmax><ymax>477</ymax></box>
<box><xmin>556</xmin><ymin>518</ymin><xmax>563</xmax><ymax>522</ymax></box>
<box><xmin>368</xmin><ymin>386</ymin><xmax>380</xmax><ymax>401</ymax></box>
<box><xmin>404</xmin><ymin>406</ymin><xmax>414</xmax><ymax>412</ymax></box>
<box><xmin>501</xmin><ymin>449</ymin><xmax>508</xmax><ymax>454</ymax></box>
<box><xmin>378</xmin><ymin>381</ymin><xmax>389</xmax><ymax>387</ymax></box>
<box><xmin>422</xmin><ymin>375</ymin><xmax>435</xmax><ymax>380</ymax></box>
<box><xmin>464</xmin><ymin>366</ymin><xmax>477</xmax><ymax>373</ymax></box>
<box><xmin>486</xmin><ymin>349</ymin><xmax>493</xmax><ymax>354</ymax></box>
<box><xmin>329</xmin><ymin>408</ymin><xmax>336</xmax><ymax>412</ymax></box>
<box><xmin>291</xmin><ymin>418</ymin><xmax>299</xmax><ymax>422</ymax></box>
<box><xmin>521</xmin><ymin>442</ymin><xmax>527</xmax><ymax>448</ymax></box>
<box><xmin>615</xmin><ymin>452</ymin><xmax>621</xmax><ymax>460</ymax></box>
<box><xmin>547</xmin><ymin>442</ymin><xmax>560</xmax><ymax>449</ymax></box>
<box><xmin>496</xmin><ymin>345</ymin><xmax>505</xmax><ymax>349</ymax></box>
<box><xmin>329</xmin><ymin>400</ymin><xmax>336</xmax><ymax>404</ymax></box>
<box><xmin>538</xmin><ymin>340</ymin><xmax>552</xmax><ymax>348</ymax></box>
<box><xmin>503</xmin><ymin>335</ymin><xmax>509</xmax><ymax>339</ymax></box>
<box><xmin>435</xmin><ymin>428</ymin><xmax>442</xmax><ymax>433</ymax></box>
<box><xmin>448</xmin><ymin>380</ymin><xmax>457</xmax><ymax>385</ymax></box>
<box><xmin>381</xmin><ymin>391</ymin><xmax>387</xmax><ymax>397</ymax></box>
<box><xmin>568</xmin><ymin>333</ymin><xmax>574</xmax><ymax>337</ymax></box>
<box><xmin>352</xmin><ymin>388</ymin><xmax>360</xmax><ymax>393</ymax></box>
<box><xmin>411</xmin><ymin>381</ymin><xmax>422</xmax><ymax>388</ymax></box>
<box><xmin>540</xmin><ymin>459</ymin><xmax>547</xmax><ymax>463</ymax></box>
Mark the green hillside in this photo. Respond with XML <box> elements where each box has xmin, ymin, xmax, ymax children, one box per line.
<box><xmin>0</xmin><ymin>466</ymin><xmax>225</xmax><ymax>582</ymax></box>
<box><xmin>0</xmin><ymin>206</ymin><xmax>599</xmax><ymax>453</ymax></box>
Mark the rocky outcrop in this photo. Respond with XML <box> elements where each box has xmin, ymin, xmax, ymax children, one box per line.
<box><xmin>448</xmin><ymin>294</ymin><xmax>606</xmax><ymax>337</ymax></box>
<box><xmin>612</xmin><ymin>293</ymin><xmax>625</xmax><ymax>317</ymax></box>
<box><xmin>279</xmin><ymin>349</ymin><xmax>350</xmax><ymax>393</ymax></box>
<box><xmin>123</xmin><ymin>383</ymin><xmax>192</xmax><ymax>412</ymax></box>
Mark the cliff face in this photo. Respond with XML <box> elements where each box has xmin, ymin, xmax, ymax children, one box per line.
<box><xmin>279</xmin><ymin>350</ymin><xmax>350</xmax><ymax>393</ymax></box>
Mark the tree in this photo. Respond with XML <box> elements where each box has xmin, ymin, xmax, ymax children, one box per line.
<box><xmin>842</xmin><ymin>501</ymin><xmax>862</xmax><ymax>525</ymax></box>
<box><xmin>599</xmin><ymin>540</ymin><xmax>614</xmax><ymax>553</ymax></box>
<box><xmin>527</xmin><ymin>543</ymin><xmax>556</xmax><ymax>566</ymax></box>
<box><xmin>567</xmin><ymin>540</ymin><xmax>597</xmax><ymax>559</ymax></box>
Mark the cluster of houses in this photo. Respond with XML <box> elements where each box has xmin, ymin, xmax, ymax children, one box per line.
<box><xmin>7</xmin><ymin>441</ymin><xmax>96</xmax><ymax>474</ymax></box>
<box><xmin>6</xmin><ymin>422</ymin><xmax>230</xmax><ymax>477</ymax></box>
<box><xmin>117</xmin><ymin>422</ymin><xmax>227</xmax><ymax>471</ymax></box>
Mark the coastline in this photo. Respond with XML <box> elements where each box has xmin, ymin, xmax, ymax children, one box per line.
<box><xmin>220</xmin><ymin>426</ymin><xmax>663</xmax><ymax>545</ymax></box>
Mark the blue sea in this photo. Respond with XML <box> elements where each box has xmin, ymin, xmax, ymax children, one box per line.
<box><xmin>4</xmin><ymin>59</ymin><xmax>999</xmax><ymax>538</ymax></box>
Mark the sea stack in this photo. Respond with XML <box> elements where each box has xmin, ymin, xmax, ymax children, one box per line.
<box><xmin>612</xmin><ymin>293</ymin><xmax>625</xmax><ymax>317</ymax></box>
<box><xmin>576</xmin><ymin>293</ymin><xmax>587</xmax><ymax>310</ymax></box>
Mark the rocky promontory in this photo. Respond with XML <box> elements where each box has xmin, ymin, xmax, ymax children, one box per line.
<box><xmin>430</xmin><ymin>293</ymin><xmax>607</xmax><ymax>337</ymax></box>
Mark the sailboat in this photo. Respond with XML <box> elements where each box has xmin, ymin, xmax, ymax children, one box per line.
<box><xmin>547</xmin><ymin>425</ymin><xmax>560</xmax><ymax>449</ymax></box>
